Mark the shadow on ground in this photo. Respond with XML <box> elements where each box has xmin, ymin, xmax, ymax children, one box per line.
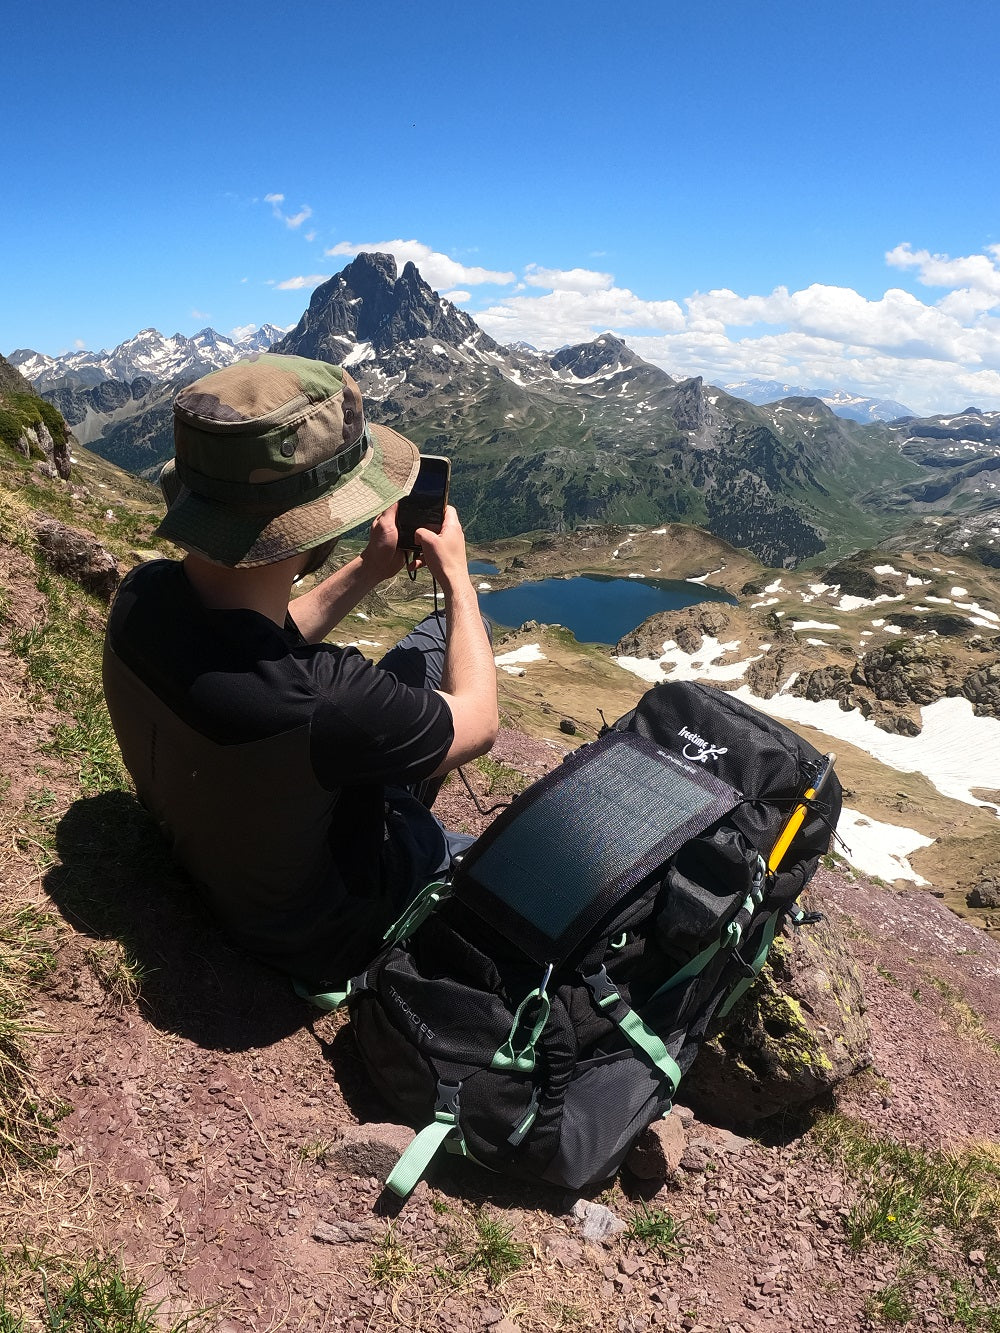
<box><xmin>43</xmin><ymin>790</ymin><xmax>308</xmax><ymax>1051</ymax></box>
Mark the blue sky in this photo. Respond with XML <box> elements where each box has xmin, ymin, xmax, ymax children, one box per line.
<box><xmin>6</xmin><ymin>0</ymin><xmax>1000</xmax><ymax>413</ymax></box>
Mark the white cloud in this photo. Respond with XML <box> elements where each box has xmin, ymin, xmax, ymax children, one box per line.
<box><xmin>74</xmin><ymin>338</ymin><xmax>86</xmax><ymax>349</ymax></box>
<box><xmin>465</xmin><ymin>242</ymin><xmax>1000</xmax><ymax>414</ymax></box>
<box><xmin>325</xmin><ymin>239</ymin><xmax>515</xmax><ymax>289</ymax></box>
<box><xmin>264</xmin><ymin>192</ymin><xmax>314</xmax><ymax>230</ymax></box>
<box><xmin>523</xmin><ymin>264</ymin><xmax>614</xmax><ymax>294</ymax></box>
<box><xmin>886</xmin><ymin>242</ymin><xmax>1000</xmax><ymax>301</ymax></box>
<box><xmin>271</xmin><ymin>274</ymin><xmax>330</xmax><ymax>290</ymax></box>
<box><xmin>476</xmin><ymin>284</ymin><xmax>685</xmax><ymax>348</ymax></box>
<box><xmin>442</xmin><ymin>289</ymin><xmax>471</xmax><ymax>304</ymax></box>
<box><xmin>190</xmin><ymin>308</ymin><xmax>209</xmax><ymax>320</ymax></box>
<box><xmin>284</xmin><ymin>206</ymin><xmax>312</xmax><ymax>230</ymax></box>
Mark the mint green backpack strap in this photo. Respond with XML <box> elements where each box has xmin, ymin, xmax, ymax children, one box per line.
<box><xmin>718</xmin><ymin>911</ymin><xmax>782</xmax><ymax>1018</ymax></box>
<box><xmin>385</xmin><ymin>1081</ymin><xmax>464</xmax><ymax>1199</ymax></box>
<box><xmin>293</xmin><ymin>977</ymin><xmax>353</xmax><ymax>1011</ymax></box>
<box><xmin>382</xmin><ymin>879</ymin><xmax>450</xmax><ymax>947</ymax></box>
<box><xmin>582</xmin><ymin>968</ymin><xmax>681</xmax><ymax>1096</ymax></box>
<box><xmin>645</xmin><ymin>936</ymin><xmax>725</xmax><ymax>1005</ymax></box>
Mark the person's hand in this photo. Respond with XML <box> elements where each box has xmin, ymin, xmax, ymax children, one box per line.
<box><xmin>359</xmin><ymin>503</ymin><xmax>409</xmax><ymax>582</ymax></box>
<box><xmin>416</xmin><ymin>506</ymin><xmax>471</xmax><ymax>588</ymax></box>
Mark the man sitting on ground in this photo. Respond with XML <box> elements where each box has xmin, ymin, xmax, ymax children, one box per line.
<box><xmin>102</xmin><ymin>354</ymin><xmax>498</xmax><ymax>991</ymax></box>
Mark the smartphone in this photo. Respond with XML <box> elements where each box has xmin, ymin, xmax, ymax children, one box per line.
<box><xmin>396</xmin><ymin>454</ymin><xmax>451</xmax><ymax>551</ymax></box>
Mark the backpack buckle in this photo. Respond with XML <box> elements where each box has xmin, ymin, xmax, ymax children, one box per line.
<box><xmin>434</xmin><ymin>1081</ymin><xmax>462</xmax><ymax>1120</ymax></box>
<box><xmin>581</xmin><ymin>966</ymin><xmax>621</xmax><ymax>1009</ymax></box>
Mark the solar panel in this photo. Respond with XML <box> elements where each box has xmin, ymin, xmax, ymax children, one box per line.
<box><xmin>454</xmin><ymin>732</ymin><xmax>741</xmax><ymax>964</ymax></box>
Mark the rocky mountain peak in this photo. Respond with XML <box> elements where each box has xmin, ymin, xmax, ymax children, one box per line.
<box><xmin>551</xmin><ymin>333</ymin><xmax>639</xmax><ymax>380</ymax></box>
<box><xmin>275</xmin><ymin>252</ymin><xmax>496</xmax><ymax>362</ymax></box>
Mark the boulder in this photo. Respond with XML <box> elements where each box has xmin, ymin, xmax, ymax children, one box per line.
<box><xmin>625</xmin><ymin>1112</ymin><xmax>687</xmax><ymax>1180</ymax></box>
<box><xmin>789</xmin><ymin>664</ymin><xmax>853</xmax><ymax>706</ymax></box>
<box><xmin>967</xmin><ymin>878</ymin><xmax>1000</xmax><ymax>910</ymax></box>
<box><xmin>569</xmin><ymin>1199</ymin><xmax>627</xmax><ymax>1243</ymax></box>
<box><xmin>682</xmin><ymin>913</ymin><xmax>871</xmax><ymax>1125</ymax></box>
<box><xmin>855</xmin><ymin>695</ymin><xmax>923</xmax><ymax>736</ymax></box>
<box><xmin>744</xmin><ymin>646</ymin><xmax>803</xmax><ymax>699</ymax></box>
<box><xmin>34</xmin><ymin>518</ymin><xmax>125</xmax><ymax>602</ymax></box>
<box><xmin>852</xmin><ymin>642</ymin><xmax>959</xmax><ymax>707</ymax></box>
<box><xmin>964</xmin><ymin>663</ymin><xmax>1000</xmax><ymax>720</ymax></box>
<box><xmin>328</xmin><ymin>1122</ymin><xmax>415</xmax><ymax>1182</ymax></box>
<box><xmin>674</xmin><ymin>623</ymin><xmax>703</xmax><ymax>654</ymax></box>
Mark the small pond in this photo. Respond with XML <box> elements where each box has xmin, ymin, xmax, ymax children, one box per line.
<box><xmin>478</xmin><ymin>573</ymin><xmax>735</xmax><ymax>646</ymax></box>
<box><xmin>468</xmin><ymin>560</ymin><xmax>500</xmax><ymax>575</ymax></box>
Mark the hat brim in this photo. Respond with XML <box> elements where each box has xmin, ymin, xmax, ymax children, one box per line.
<box><xmin>154</xmin><ymin>421</ymin><xmax>421</xmax><ymax>567</ymax></box>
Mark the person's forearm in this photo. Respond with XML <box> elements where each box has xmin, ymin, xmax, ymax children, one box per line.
<box><xmin>288</xmin><ymin>555</ymin><xmax>382</xmax><ymax>643</ymax></box>
<box><xmin>434</xmin><ymin>574</ymin><xmax>499</xmax><ymax>765</ymax></box>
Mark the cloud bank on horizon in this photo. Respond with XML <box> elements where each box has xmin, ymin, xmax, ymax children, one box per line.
<box><xmin>307</xmin><ymin>237</ymin><xmax>1000</xmax><ymax>417</ymax></box>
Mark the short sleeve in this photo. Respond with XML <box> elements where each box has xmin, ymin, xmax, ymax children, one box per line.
<box><xmin>306</xmin><ymin>648</ymin><xmax>454</xmax><ymax>789</ymax></box>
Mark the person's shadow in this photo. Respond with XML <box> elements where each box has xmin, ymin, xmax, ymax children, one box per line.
<box><xmin>44</xmin><ymin>790</ymin><xmax>309</xmax><ymax>1051</ymax></box>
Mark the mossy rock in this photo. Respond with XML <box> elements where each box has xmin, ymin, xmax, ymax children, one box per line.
<box><xmin>683</xmin><ymin>911</ymin><xmax>871</xmax><ymax>1125</ymax></box>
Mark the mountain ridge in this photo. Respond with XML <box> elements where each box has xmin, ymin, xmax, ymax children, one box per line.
<box><xmin>8</xmin><ymin>254</ymin><xmax>999</xmax><ymax>567</ymax></box>
<box><xmin>724</xmin><ymin>377</ymin><xmax>915</xmax><ymax>423</ymax></box>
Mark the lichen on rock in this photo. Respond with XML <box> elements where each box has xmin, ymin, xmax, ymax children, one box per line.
<box><xmin>682</xmin><ymin>912</ymin><xmax>871</xmax><ymax>1125</ymax></box>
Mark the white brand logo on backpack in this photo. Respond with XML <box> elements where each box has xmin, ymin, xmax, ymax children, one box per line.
<box><xmin>389</xmin><ymin>985</ymin><xmax>436</xmax><ymax>1041</ymax></box>
<box><xmin>678</xmin><ymin>725</ymin><xmax>728</xmax><ymax>765</ymax></box>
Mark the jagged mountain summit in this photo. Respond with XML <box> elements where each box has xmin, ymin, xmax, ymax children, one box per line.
<box><xmin>10</xmin><ymin>252</ymin><xmax>997</xmax><ymax>567</ymax></box>
<box><xmin>724</xmin><ymin>378</ymin><xmax>914</xmax><ymax>424</ymax></box>
<box><xmin>275</xmin><ymin>252</ymin><xmax>498</xmax><ymax>361</ymax></box>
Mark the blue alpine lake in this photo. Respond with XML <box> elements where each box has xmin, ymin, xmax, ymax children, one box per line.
<box><xmin>477</xmin><ymin>573</ymin><xmax>735</xmax><ymax>646</ymax></box>
<box><xmin>467</xmin><ymin>559</ymin><xmax>501</xmax><ymax>575</ymax></box>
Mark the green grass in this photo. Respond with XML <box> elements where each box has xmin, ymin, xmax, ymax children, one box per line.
<box><xmin>296</xmin><ymin>1138</ymin><xmax>336</xmax><ymax>1164</ymax></box>
<box><xmin>926</xmin><ymin>975</ymin><xmax>1000</xmax><ymax>1056</ymax></box>
<box><xmin>0</xmin><ymin>1252</ymin><xmax>207</xmax><ymax>1332</ymax></box>
<box><xmin>4</xmin><ymin>571</ymin><xmax>127</xmax><ymax>795</ymax></box>
<box><xmin>369</xmin><ymin>1227</ymin><xmax>417</xmax><ymax>1287</ymax></box>
<box><xmin>543</xmin><ymin>1300</ymin><xmax>587</xmax><ymax>1327</ymax></box>
<box><xmin>462</xmin><ymin>1210</ymin><xmax>527</xmax><ymax>1286</ymax></box>
<box><xmin>0</xmin><ymin>899</ymin><xmax>60</xmax><ymax>1168</ymax></box>
<box><xmin>813</xmin><ymin>1114</ymin><xmax>1000</xmax><ymax>1257</ymax></box>
<box><xmin>84</xmin><ymin>942</ymin><xmax>147</xmax><ymax>1008</ymax></box>
<box><xmin>625</xmin><ymin>1202</ymin><xmax>685</xmax><ymax>1256</ymax></box>
<box><xmin>433</xmin><ymin>1209</ymin><xmax>526</xmax><ymax>1288</ymax></box>
<box><xmin>940</xmin><ymin>1276</ymin><xmax>1000</xmax><ymax>1332</ymax></box>
<box><xmin>472</xmin><ymin>755</ymin><xmax>528</xmax><ymax>798</ymax></box>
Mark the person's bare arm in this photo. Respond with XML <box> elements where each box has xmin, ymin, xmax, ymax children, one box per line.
<box><xmin>288</xmin><ymin>505</ymin><xmax>407</xmax><ymax>644</ymax></box>
<box><xmin>418</xmin><ymin>507</ymin><xmax>499</xmax><ymax>775</ymax></box>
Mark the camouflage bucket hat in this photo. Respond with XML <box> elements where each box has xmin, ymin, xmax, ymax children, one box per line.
<box><xmin>155</xmin><ymin>354</ymin><xmax>420</xmax><ymax>567</ymax></box>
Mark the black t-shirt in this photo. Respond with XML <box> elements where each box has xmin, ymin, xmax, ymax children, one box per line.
<box><xmin>103</xmin><ymin>560</ymin><xmax>454</xmax><ymax>983</ymax></box>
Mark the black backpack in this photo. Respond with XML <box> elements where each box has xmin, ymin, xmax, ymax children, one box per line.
<box><xmin>319</xmin><ymin>681</ymin><xmax>841</xmax><ymax>1197</ymax></box>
